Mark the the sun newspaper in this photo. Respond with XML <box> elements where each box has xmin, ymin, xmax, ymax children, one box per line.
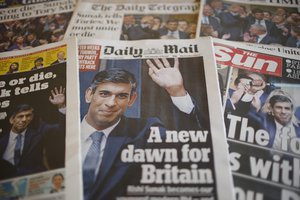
<box><xmin>212</xmin><ymin>38</ymin><xmax>300</xmax><ymax>200</ymax></box>
<box><xmin>199</xmin><ymin>0</ymin><xmax>300</xmax><ymax>48</ymax></box>
<box><xmin>0</xmin><ymin>0</ymin><xmax>75</xmax><ymax>53</ymax></box>
<box><xmin>70</xmin><ymin>37</ymin><xmax>234</xmax><ymax>200</ymax></box>
<box><xmin>65</xmin><ymin>0</ymin><xmax>200</xmax><ymax>41</ymax></box>
<box><xmin>0</xmin><ymin>38</ymin><xmax>78</xmax><ymax>200</ymax></box>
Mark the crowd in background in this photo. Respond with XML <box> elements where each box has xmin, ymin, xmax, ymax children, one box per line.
<box><xmin>201</xmin><ymin>0</ymin><xmax>300</xmax><ymax>47</ymax></box>
<box><xmin>120</xmin><ymin>14</ymin><xmax>198</xmax><ymax>40</ymax></box>
<box><xmin>0</xmin><ymin>12</ymin><xmax>73</xmax><ymax>52</ymax></box>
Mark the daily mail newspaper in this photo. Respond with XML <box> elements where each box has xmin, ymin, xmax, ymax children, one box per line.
<box><xmin>0</xmin><ymin>0</ymin><xmax>75</xmax><ymax>53</ymax></box>
<box><xmin>65</xmin><ymin>0</ymin><xmax>200</xmax><ymax>40</ymax></box>
<box><xmin>213</xmin><ymin>38</ymin><xmax>300</xmax><ymax>200</ymax></box>
<box><xmin>0</xmin><ymin>38</ymin><xmax>78</xmax><ymax>200</ymax></box>
<box><xmin>199</xmin><ymin>0</ymin><xmax>300</xmax><ymax>48</ymax></box>
<box><xmin>70</xmin><ymin>37</ymin><xmax>234</xmax><ymax>200</ymax></box>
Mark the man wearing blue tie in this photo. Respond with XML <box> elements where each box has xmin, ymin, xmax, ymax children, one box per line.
<box><xmin>0</xmin><ymin>87</ymin><xmax>66</xmax><ymax>179</ymax></box>
<box><xmin>81</xmin><ymin>58</ymin><xmax>205</xmax><ymax>200</ymax></box>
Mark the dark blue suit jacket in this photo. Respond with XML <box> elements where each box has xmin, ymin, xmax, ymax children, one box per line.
<box><xmin>0</xmin><ymin>116</ymin><xmax>65</xmax><ymax>179</ymax></box>
<box><xmin>86</xmin><ymin>103</ymin><xmax>204</xmax><ymax>200</ymax></box>
<box><xmin>208</xmin><ymin>16</ymin><xmax>223</xmax><ymax>37</ymax></box>
<box><xmin>258</xmin><ymin>34</ymin><xmax>280</xmax><ymax>45</ymax></box>
<box><xmin>158</xmin><ymin>28</ymin><xmax>190</xmax><ymax>39</ymax></box>
<box><xmin>219</xmin><ymin>12</ymin><xmax>246</xmax><ymax>41</ymax></box>
<box><xmin>259</xmin><ymin>115</ymin><xmax>300</xmax><ymax>148</ymax></box>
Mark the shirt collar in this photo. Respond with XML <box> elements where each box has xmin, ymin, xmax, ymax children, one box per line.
<box><xmin>10</xmin><ymin>129</ymin><xmax>26</xmax><ymax>140</ymax></box>
<box><xmin>81</xmin><ymin>116</ymin><xmax>120</xmax><ymax>142</ymax></box>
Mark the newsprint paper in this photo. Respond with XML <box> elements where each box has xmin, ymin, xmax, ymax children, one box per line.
<box><xmin>213</xmin><ymin>38</ymin><xmax>300</xmax><ymax>200</ymax></box>
<box><xmin>0</xmin><ymin>37</ymin><xmax>78</xmax><ymax>200</ymax></box>
<box><xmin>0</xmin><ymin>0</ymin><xmax>75</xmax><ymax>53</ymax></box>
<box><xmin>71</xmin><ymin>37</ymin><xmax>234</xmax><ymax>200</ymax></box>
<box><xmin>199</xmin><ymin>0</ymin><xmax>299</xmax><ymax>47</ymax></box>
<box><xmin>65</xmin><ymin>0</ymin><xmax>200</xmax><ymax>40</ymax></box>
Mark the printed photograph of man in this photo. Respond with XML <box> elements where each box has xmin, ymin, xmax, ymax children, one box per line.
<box><xmin>50</xmin><ymin>173</ymin><xmax>65</xmax><ymax>193</ymax></box>
<box><xmin>257</xmin><ymin>89</ymin><xmax>300</xmax><ymax>151</ymax></box>
<box><xmin>51</xmin><ymin>51</ymin><xmax>66</xmax><ymax>66</ymax></box>
<box><xmin>0</xmin><ymin>87</ymin><xmax>66</xmax><ymax>180</ymax></box>
<box><xmin>200</xmin><ymin>2</ymin><xmax>300</xmax><ymax>47</ymax></box>
<box><xmin>80</xmin><ymin>58</ymin><xmax>209</xmax><ymax>200</ymax></box>
<box><xmin>120</xmin><ymin>14</ymin><xmax>198</xmax><ymax>40</ymax></box>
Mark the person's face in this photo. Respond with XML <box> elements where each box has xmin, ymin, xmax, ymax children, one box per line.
<box><xmin>53</xmin><ymin>175</ymin><xmax>63</xmax><ymax>188</ymax></box>
<box><xmin>178</xmin><ymin>21</ymin><xmax>188</xmax><ymax>32</ymax></box>
<box><xmin>57</xmin><ymin>52</ymin><xmax>65</xmax><ymax>60</ymax></box>
<box><xmin>27</xmin><ymin>34</ymin><xmax>35</xmax><ymax>42</ymax></box>
<box><xmin>35</xmin><ymin>60</ymin><xmax>43</xmax><ymax>67</ymax></box>
<box><xmin>16</xmin><ymin>36</ymin><xmax>24</xmax><ymax>44</ymax></box>
<box><xmin>271</xmin><ymin>102</ymin><xmax>293</xmax><ymax>126</ymax></box>
<box><xmin>237</xmin><ymin>78</ymin><xmax>252</xmax><ymax>89</ymax></box>
<box><xmin>10</xmin><ymin>63</ymin><xmax>18</xmax><ymax>70</ymax></box>
<box><xmin>10</xmin><ymin>109</ymin><xmax>34</xmax><ymax>133</ymax></box>
<box><xmin>254</xmin><ymin>12</ymin><xmax>264</xmax><ymax>20</ymax></box>
<box><xmin>85</xmin><ymin>82</ymin><xmax>137</xmax><ymax>130</ymax></box>
<box><xmin>124</xmin><ymin>15</ymin><xmax>135</xmax><ymax>25</ymax></box>
<box><xmin>249</xmin><ymin>26</ymin><xmax>258</xmax><ymax>35</ymax></box>
<box><xmin>167</xmin><ymin>22</ymin><xmax>178</xmax><ymax>32</ymax></box>
<box><xmin>141</xmin><ymin>16</ymin><xmax>154</xmax><ymax>28</ymax></box>
<box><xmin>203</xmin><ymin>5</ymin><xmax>213</xmax><ymax>16</ymax></box>
<box><xmin>264</xmin><ymin>12</ymin><xmax>271</xmax><ymax>20</ymax></box>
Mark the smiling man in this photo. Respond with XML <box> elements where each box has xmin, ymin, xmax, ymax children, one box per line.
<box><xmin>0</xmin><ymin>87</ymin><xmax>66</xmax><ymax>179</ymax></box>
<box><xmin>81</xmin><ymin>58</ymin><xmax>204</xmax><ymax>200</ymax></box>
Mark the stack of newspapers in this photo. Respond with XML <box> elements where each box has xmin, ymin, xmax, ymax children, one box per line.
<box><xmin>0</xmin><ymin>0</ymin><xmax>299</xmax><ymax>200</ymax></box>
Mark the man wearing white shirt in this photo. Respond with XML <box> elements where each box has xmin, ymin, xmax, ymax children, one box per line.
<box><xmin>158</xmin><ymin>19</ymin><xmax>189</xmax><ymax>39</ymax></box>
<box><xmin>81</xmin><ymin>58</ymin><xmax>204</xmax><ymax>200</ymax></box>
<box><xmin>0</xmin><ymin>87</ymin><xmax>66</xmax><ymax>179</ymax></box>
<box><xmin>259</xmin><ymin>94</ymin><xmax>300</xmax><ymax>151</ymax></box>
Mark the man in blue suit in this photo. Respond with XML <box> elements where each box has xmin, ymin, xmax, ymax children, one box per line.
<box><xmin>81</xmin><ymin>58</ymin><xmax>204</xmax><ymax>200</ymax></box>
<box><xmin>0</xmin><ymin>87</ymin><xmax>66</xmax><ymax>179</ymax></box>
<box><xmin>259</xmin><ymin>94</ymin><xmax>300</xmax><ymax>150</ymax></box>
<box><xmin>158</xmin><ymin>19</ymin><xmax>190</xmax><ymax>39</ymax></box>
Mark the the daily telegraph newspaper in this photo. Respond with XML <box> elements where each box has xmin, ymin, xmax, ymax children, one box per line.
<box><xmin>65</xmin><ymin>0</ymin><xmax>200</xmax><ymax>40</ymax></box>
<box><xmin>212</xmin><ymin>38</ymin><xmax>300</xmax><ymax>200</ymax></box>
<box><xmin>72</xmin><ymin>37</ymin><xmax>234</xmax><ymax>200</ymax></box>
<box><xmin>199</xmin><ymin>0</ymin><xmax>300</xmax><ymax>48</ymax></box>
<box><xmin>0</xmin><ymin>0</ymin><xmax>75</xmax><ymax>53</ymax></box>
<box><xmin>0</xmin><ymin>38</ymin><xmax>78</xmax><ymax>200</ymax></box>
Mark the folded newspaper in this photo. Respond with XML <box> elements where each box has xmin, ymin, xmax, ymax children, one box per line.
<box><xmin>0</xmin><ymin>0</ymin><xmax>75</xmax><ymax>53</ymax></box>
<box><xmin>65</xmin><ymin>0</ymin><xmax>200</xmax><ymax>40</ymax></box>
<box><xmin>70</xmin><ymin>37</ymin><xmax>234</xmax><ymax>200</ymax></box>
<box><xmin>213</xmin><ymin>38</ymin><xmax>300</xmax><ymax>200</ymax></box>
<box><xmin>200</xmin><ymin>0</ymin><xmax>299</xmax><ymax>48</ymax></box>
<box><xmin>0</xmin><ymin>38</ymin><xmax>78</xmax><ymax>200</ymax></box>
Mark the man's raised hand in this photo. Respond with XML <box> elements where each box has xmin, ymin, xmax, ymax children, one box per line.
<box><xmin>146</xmin><ymin>58</ymin><xmax>186</xmax><ymax>97</ymax></box>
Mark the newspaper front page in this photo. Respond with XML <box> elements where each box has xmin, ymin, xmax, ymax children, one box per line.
<box><xmin>65</xmin><ymin>0</ymin><xmax>200</xmax><ymax>40</ymax></box>
<box><xmin>0</xmin><ymin>38</ymin><xmax>78</xmax><ymax>200</ymax></box>
<box><xmin>71</xmin><ymin>37</ymin><xmax>234</xmax><ymax>200</ymax></box>
<box><xmin>0</xmin><ymin>0</ymin><xmax>75</xmax><ymax>53</ymax></box>
<box><xmin>199</xmin><ymin>0</ymin><xmax>300</xmax><ymax>48</ymax></box>
<box><xmin>213</xmin><ymin>38</ymin><xmax>300</xmax><ymax>200</ymax></box>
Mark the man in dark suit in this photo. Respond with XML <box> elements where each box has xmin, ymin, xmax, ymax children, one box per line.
<box><xmin>245</xmin><ymin>8</ymin><xmax>277</xmax><ymax>38</ymax></box>
<box><xmin>81</xmin><ymin>58</ymin><xmax>204</xmax><ymax>200</ymax></box>
<box><xmin>219</xmin><ymin>4</ymin><xmax>247</xmax><ymax>41</ymax></box>
<box><xmin>0</xmin><ymin>87</ymin><xmax>66</xmax><ymax>179</ymax></box>
<box><xmin>158</xmin><ymin>19</ymin><xmax>190</xmax><ymax>39</ymax></box>
<box><xmin>126</xmin><ymin>15</ymin><xmax>160</xmax><ymax>40</ymax></box>
<box><xmin>31</xmin><ymin>57</ymin><xmax>44</xmax><ymax>70</ymax></box>
<box><xmin>258</xmin><ymin>94</ymin><xmax>300</xmax><ymax>150</ymax></box>
<box><xmin>201</xmin><ymin>4</ymin><xmax>223</xmax><ymax>38</ymax></box>
<box><xmin>247</xmin><ymin>24</ymin><xmax>280</xmax><ymax>45</ymax></box>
